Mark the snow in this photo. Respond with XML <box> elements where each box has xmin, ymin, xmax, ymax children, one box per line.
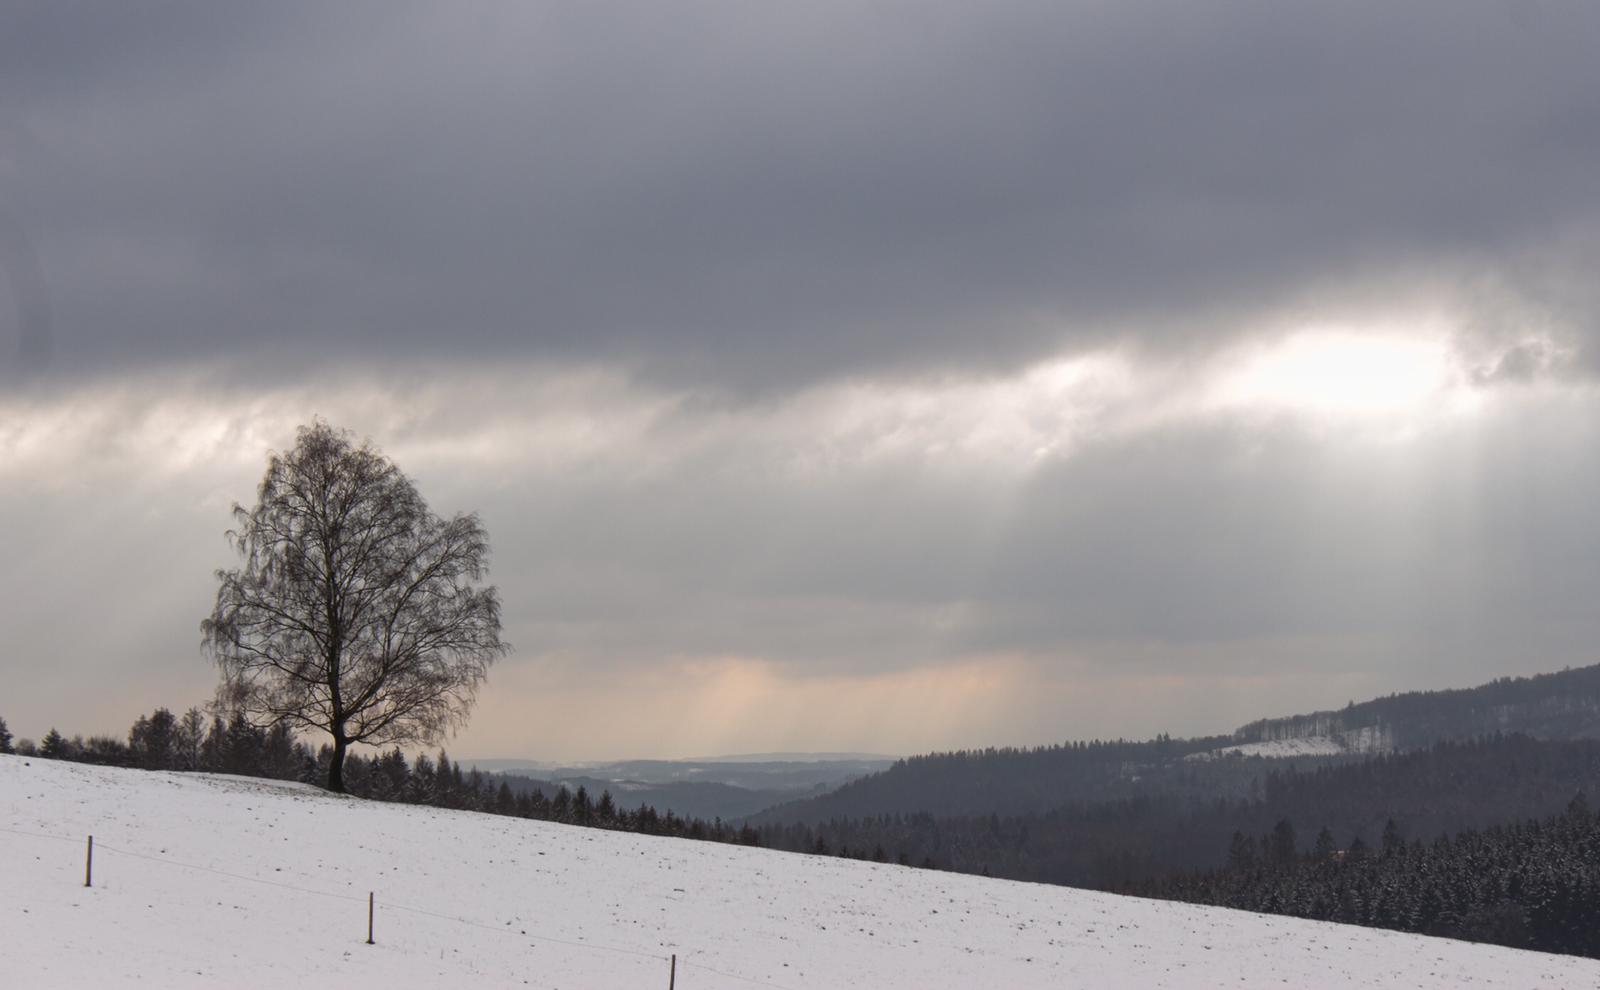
<box><xmin>1187</xmin><ymin>736</ymin><xmax>1350</xmax><ymax>760</ymax></box>
<box><xmin>4</xmin><ymin>755</ymin><xmax>1595</xmax><ymax>989</ymax></box>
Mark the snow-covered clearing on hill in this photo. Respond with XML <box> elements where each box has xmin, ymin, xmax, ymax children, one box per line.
<box><xmin>3</xmin><ymin>755</ymin><xmax>1594</xmax><ymax>989</ymax></box>
<box><xmin>1186</xmin><ymin>737</ymin><xmax>1350</xmax><ymax>761</ymax></box>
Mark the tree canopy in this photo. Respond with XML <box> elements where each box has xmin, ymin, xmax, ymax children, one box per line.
<box><xmin>203</xmin><ymin>421</ymin><xmax>507</xmax><ymax>791</ymax></box>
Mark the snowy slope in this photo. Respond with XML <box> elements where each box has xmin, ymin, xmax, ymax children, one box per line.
<box><xmin>3</xmin><ymin>755</ymin><xmax>1595</xmax><ymax>989</ymax></box>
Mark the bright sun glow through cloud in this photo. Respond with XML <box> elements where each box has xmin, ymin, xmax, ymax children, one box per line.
<box><xmin>1214</xmin><ymin>330</ymin><xmax>1462</xmax><ymax>418</ymax></box>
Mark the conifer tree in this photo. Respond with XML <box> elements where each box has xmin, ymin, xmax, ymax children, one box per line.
<box><xmin>175</xmin><ymin>708</ymin><xmax>207</xmax><ymax>770</ymax></box>
<box><xmin>375</xmin><ymin>748</ymin><xmax>411</xmax><ymax>801</ymax></box>
<box><xmin>200</xmin><ymin>715</ymin><xmax>228</xmax><ymax>771</ymax></box>
<box><xmin>410</xmin><ymin>753</ymin><xmax>438</xmax><ymax>804</ymax></box>
<box><xmin>529</xmin><ymin>788</ymin><xmax>551</xmax><ymax>820</ymax></box>
<box><xmin>434</xmin><ymin>752</ymin><xmax>455</xmax><ymax>807</ymax></box>
<box><xmin>1382</xmin><ymin>819</ymin><xmax>1405</xmax><ymax>858</ymax></box>
<box><xmin>129</xmin><ymin>708</ymin><xmax>179</xmax><ymax>770</ymax></box>
<box><xmin>262</xmin><ymin>723</ymin><xmax>301</xmax><ymax>778</ymax></box>
<box><xmin>1313</xmin><ymin>827</ymin><xmax>1337</xmax><ymax>863</ymax></box>
<box><xmin>1270</xmin><ymin>819</ymin><xmax>1297</xmax><ymax>868</ymax></box>
<box><xmin>1228</xmin><ymin>831</ymin><xmax>1257</xmax><ymax>870</ymax></box>
<box><xmin>0</xmin><ymin>715</ymin><xmax>12</xmax><ymax>754</ymax></box>
<box><xmin>223</xmin><ymin>711</ymin><xmax>265</xmax><ymax>775</ymax></box>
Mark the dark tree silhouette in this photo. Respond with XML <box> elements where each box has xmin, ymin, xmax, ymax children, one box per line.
<box><xmin>202</xmin><ymin>421</ymin><xmax>507</xmax><ymax>792</ymax></box>
<box><xmin>129</xmin><ymin>707</ymin><xmax>178</xmax><ymax>769</ymax></box>
<box><xmin>175</xmin><ymin>707</ymin><xmax>206</xmax><ymax>770</ymax></box>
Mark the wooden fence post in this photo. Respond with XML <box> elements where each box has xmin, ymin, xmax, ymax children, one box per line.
<box><xmin>84</xmin><ymin>835</ymin><xmax>93</xmax><ymax>888</ymax></box>
<box><xmin>367</xmin><ymin>891</ymin><xmax>375</xmax><ymax>945</ymax></box>
<box><xmin>669</xmin><ymin>952</ymin><xmax>676</xmax><ymax>989</ymax></box>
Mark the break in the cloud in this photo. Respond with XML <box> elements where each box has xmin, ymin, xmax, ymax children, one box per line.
<box><xmin>2</xmin><ymin>2</ymin><xmax>1599</xmax><ymax>758</ymax></box>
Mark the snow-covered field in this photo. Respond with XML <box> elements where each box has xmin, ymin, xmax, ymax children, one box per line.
<box><xmin>4</xmin><ymin>755</ymin><xmax>1595</xmax><ymax>989</ymax></box>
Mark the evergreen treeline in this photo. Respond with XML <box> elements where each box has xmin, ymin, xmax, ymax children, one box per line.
<box><xmin>1140</xmin><ymin>797</ymin><xmax>1600</xmax><ymax>958</ymax></box>
<box><xmin>760</xmin><ymin>735</ymin><xmax>1600</xmax><ymax>888</ymax></box>
<box><xmin>2</xmin><ymin>707</ymin><xmax>305</xmax><ymax>777</ymax></box>
<box><xmin>0</xmin><ymin>709</ymin><xmax>760</xmax><ymax>849</ymax></box>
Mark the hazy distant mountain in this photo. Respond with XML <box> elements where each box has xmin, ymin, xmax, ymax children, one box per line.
<box><xmin>466</xmin><ymin>754</ymin><xmax>896</xmax><ymax>821</ymax></box>
<box><xmin>677</xmin><ymin>752</ymin><xmax>899</xmax><ymax>764</ymax></box>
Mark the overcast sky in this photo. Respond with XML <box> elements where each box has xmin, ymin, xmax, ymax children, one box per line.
<box><xmin>3</xmin><ymin>1</ymin><xmax>1599</xmax><ymax>761</ymax></box>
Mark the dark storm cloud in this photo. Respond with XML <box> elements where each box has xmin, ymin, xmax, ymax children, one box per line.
<box><xmin>0</xmin><ymin>208</ymin><xmax>51</xmax><ymax>372</ymax></box>
<box><xmin>3</xmin><ymin>1</ymin><xmax>1598</xmax><ymax>388</ymax></box>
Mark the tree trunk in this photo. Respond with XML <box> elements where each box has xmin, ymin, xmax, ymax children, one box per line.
<box><xmin>328</xmin><ymin>735</ymin><xmax>348</xmax><ymax>793</ymax></box>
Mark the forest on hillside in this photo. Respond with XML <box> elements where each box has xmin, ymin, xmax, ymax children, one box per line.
<box><xmin>759</xmin><ymin>663</ymin><xmax>1600</xmax><ymax>826</ymax></box>
<box><xmin>758</xmin><ymin>735</ymin><xmax>1600</xmax><ymax>888</ymax></box>
<box><xmin>753</xmin><ymin>734</ymin><xmax>1297</xmax><ymax>822</ymax></box>
<box><xmin>1141</xmin><ymin>797</ymin><xmax>1600</xmax><ymax>958</ymax></box>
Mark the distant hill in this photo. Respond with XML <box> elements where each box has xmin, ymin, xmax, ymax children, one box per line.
<box><xmin>1229</xmin><ymin>664</ymin><xmax>1600</xmax><ymax>753</ymax></box>
<box><xmin>752</xmin><ymin>734</ymin><xmax>1276</xmax><ymax>823</ymax></box>
<box><xmin>677</xmin><ymin>752</ymin><xmax>900</xmax><ymax>764</ymax></box>
<box><xmin>758</xmin><ymin>663</ymin><xmax>1600</xmax><ymax>825</ymax></box>
<box><xmin>472</xmin><ymin>754</ymin><xmax>895</xmax><ymax>822</ymax></box>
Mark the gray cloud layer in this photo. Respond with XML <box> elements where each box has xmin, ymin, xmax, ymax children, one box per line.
<box><xmin>3</xmin><ymin>3</ymin><xmax>1600</xmax><ymax>758</ymax></box>
<box><xmin>5</xmin><ymin>1</ymin><xmax>1599</xmax><ymax>389</ymax></box>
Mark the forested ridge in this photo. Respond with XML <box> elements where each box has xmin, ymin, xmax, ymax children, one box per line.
<box><xmin>1235</xmin><ymin>663</ymin><xmax>1600</xmax><ymax>749</ymax></box>
<box><xmin>760</xmin><ymin>663</ymin><xmax>1600</xmax><ymax>826</ymax></box>
<box><xmin>754</xmin><ymin>734</ymin><xmax>1256</xmax><ymax>823</ymax></box>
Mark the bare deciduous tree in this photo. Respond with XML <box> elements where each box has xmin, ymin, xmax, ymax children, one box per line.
<box><xmin>203</xmin><ymin>421</ymin><xmax>507</xmax><ymax>792</ymax></box>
